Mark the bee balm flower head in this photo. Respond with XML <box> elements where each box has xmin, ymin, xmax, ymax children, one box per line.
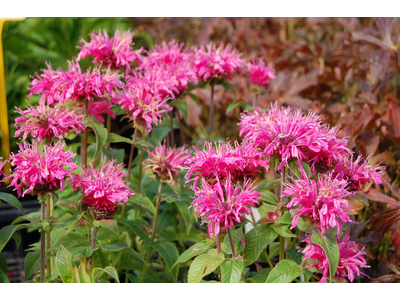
<box><xmin>246</xmin><ymin>57</ymin><xmax>275</xmax><ymax>87</ymax></box>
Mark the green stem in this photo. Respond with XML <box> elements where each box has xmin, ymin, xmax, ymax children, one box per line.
<box><xmin>40</xmin><ymin>200</ymin><xmax>46</xmax><ymax>282</ymax></box>
<box><xmin>140</xmin><ymin>181</ymin><xmax>163</xmax><ymax>283</ymax></box>
<box><xmin>209</xmin><ymin>84</ymin><xmax>215</xmax><ymax>134</ymax></box>
<box><xmin>81</xmin><ymin>102</ymin><xmax>89</xmax><ymax>168</ymax></box>
<box><xmin>88</xmin><ymin>218</ymin><xmax>93</xmax><ymax>242</ymax></box>
<box><xmin>46</xmin><ymin>193</ymin><xmax>53</xmax><ymax>278</ymax></box>
<box><xmin>279</xmin><ymin>166</ymin><xmax>288</xmax><ymax>261</ymax></box>
<box><xmin>120</xmin><ymin>128</ymin><xmax>138</xmax><ymax>221</ymax></box>
<box><xmin>91</xmin><ymin>226</ymin><xmax>98</xmax><ymax>250</ymax></box>
<box><xmin>265</xmin><ymin>247</ymin><xmax>274</xmax><ymax>269</ymax></box>
<box><xmin>227</xmin><ymin>228</ymin><xmax>236</xmax><ymax>257</ymax></box>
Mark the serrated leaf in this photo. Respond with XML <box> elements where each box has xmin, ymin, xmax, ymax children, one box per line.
<box><xmin>243</xmin><ymin>224</ymin><xmax>278</xmax><ymax>266</ymax></box>
<box><xmin>0</xmin><ymin>192</ymin><xmax>25</xmax><ymax>215</ymax></box>
<box><xmin>265</xmin><ymin>259</ymin><xmax>304</xmax><ymax>283</ymax></box>
<box><xmin>92</xmin><ymin>266</ymin><xmax>120</xmax><ymax>283</ymax></box>
<box><xmin>221</xmin><ymin>258</ymin><xmax>244</xmax><ymax>283</ymax></box>
<box><xmin>311</xmin><ymin>232</ymin><xmax>339</xmax><ymax>283</ymax></box>
<box><xmin>188</xmin><ymin>250</ymin><xmax>225</xmax><ymax>283</ymax></box>
<box><xmin>173</xmin><ymin>241</ymin><xmax>216</xmax><ymax>269</ymax></box>
<box><xmin>106</xmin><ymin>132</ymin><xmax>133</xmax><ymax>144</ymax></box>
<box><xmin>128</xmin><ymin>194</ymin><xmax>155</xmax><ymax>214</ymax></box>
<box><xmin>55</xmin><ymin>246</ymin><xmax>74</xmax><ymax>283</ymax></box>
<box><xmin>259</xmin><ymin>190</ymin><xmax>280</xmax><ymax>205</ymax></box>
<box><xmin>93</xmin><ymin>219</ymin><xmax>119</xmax><ymax>235</ymax></box>
<box><xmin>152</xmin><ymin>241</ymin><xmax>179</xmax><ymax>282</ymax></box>
<box><xmin>24</xmin><ymin>252</ymin><xmax>40</xmax><ymax>281</ymax></box>
<box><xmin>271</xmin><ymin>223</ymin><xmax>297</xmax><ymax>238</ymax></box>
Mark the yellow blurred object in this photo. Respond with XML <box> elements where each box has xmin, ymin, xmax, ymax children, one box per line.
<box><xmin>0</xmin><ymin>18</ymin><xmax>26</xmax><ymax>175</ymax></box>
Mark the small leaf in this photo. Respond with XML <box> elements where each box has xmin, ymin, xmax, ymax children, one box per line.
<box><xmin>271</xmin><ymin>224</ymin><xmax>297</xmax><ymax>238</ymax></box>
<box><xmin>265</xmin><ymin>259</ymin><xmax>304</xmax><ymax>283</ymax></box>
<box><xmin>288</xmin><ymin>160</ymin><xmax>311</xmax><ymax>178</ymax></box>
<box><xmin>24</xmin><ymin>252</ymin><xmax>41</xmax><ymax>281</ymax></box>
<box><xmin>221</xmin><ymin>82</ymin><xmax>237</xmax><ymax>101</ymax></box>
<box><xmin>100</xmin><ymin>243</ymin><xmax>145</xmax><ymax>263</ymax></box>
<box><xmin>175</xmin><ymin>201</ymin><xmax>194</xmax><ymax>235</ymax></box>
<box><xmin>188</xmin><ymin>250</ymin><xmax>225</xmax><ymax>283</ymax></box>
<box><xmin>55</xmin><ymin>246</ymin><xmax>74</xmax><ymax>283</ymax></box>
<box><xmin>152</xmin><ymin>241</ymin><xmax>179</xmax><ymax>282</ymax></box>
<box><xmin>226</xmin><ymin>101</ymin><xmax>244</xmax><ymax>114</ymax></box>
<box><xmin>275</xmin><ymin>212</ymin><xmax>292</xmax><ymax>225</ymax></box>
<box><xmin>93</xmin><ymin>219</ymin><xmax>119</xmax><ymax>235</ymax></box>
<box><xmin>244</xmin><ymin>224</ymin><xmax>278</xmax><ymax>266</ymax></box>
<box><xmin>52</xmin><ymin>212</ymin><xmax>84</xmax><ymax>229</ymax></box>
<box><xmin>0</xmin><ymin>192</ymin><xmax>25</xmax><ymax>215</ymax></box>
<box><xmin>258</xmin><ymin>190</ymin><xmax>280</xmax><ymax>205</ymax></box>
<box><xmin>106</xmin><ymin>132</ymin><xmax>133</xmax><ymax>144</ymax></box>
<box><xmin>92</xmin><ymin>266</ymin><xmax>120</xmax><ymax>283</ymax></box>
<box><xmin>85</xmin><ymin>117</ymin><xmax>108</xmax><ymax>159</ymax></box>
<box><xmin>221</xmin><ymin>258</ymin><xmax>244</xmax><ymax>283</ymax></box>
<box><xmin>170</xmin><ymin>98</ymin><xmax>188</xmax><ymax>120</ymax></box>
<box><xmin>248</xmin><ymin>268</ymin><xmax>272</xmax><ymax>283</ymax></box>
<box><xmin>173</xmin><ymin>241</ymin><xmax>216</xmax><ymax>269</ymax></box>
<box><xmin>223</xmin><ymin>228</ymin><xmax>245</xmax><ymax>255</ymax></box>
<box><xmin>255</xmin><ymin>179</ymin><xmax>281</xmax><ymax>192</ymax></box>
<box><xmin>311</xmin><ymin>232</ymin><xmax>340</xmax><ymax>283</ymax></box>
<box><xmin>128</xmin><ymin>194</ymin><xmax>155</xmax><ymax>214</ymax></box>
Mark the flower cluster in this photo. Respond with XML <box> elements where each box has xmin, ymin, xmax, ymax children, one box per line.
<box><xmin>246</xmin><ymin>58</ymin><xmax>275</xmax><ymax>87</ymax></box>
<box><xmin>302</xmin><ymin>232</ymin><xmax>369</xmax><ymax>283</ymax></box>
<box><xmin>77</xmin><ymin>29</ymin><xmax>142</xmax><ymax>72</ymax></box>
<box><xmin>284</xmin><ymin>173</ymin><xmax>353</xmax><ymax>235</ymax></box>
<box><xmin>192</xmin><ymin>43</ymin><xmax>243</xmax><ymax>82</ymax></box>
<box><xmin>14</xmin><ymin>104</ymin><xmax>85</xmax><ymax>142</ymax></box>
<box><xmin>0</xmin><ymin>158</ymin><xmax>6</xmax><ymax>178</ymax></box>
<box><xmin>7</xmin><ymin>141</ymin><xmax>77</xmax><ymax>197</ymax></box>
<box><xmin>189</xmin><ymin>175</ymin><xmax>260</xmax><ymax>237</ymax></box>
<box><xmin>144</xmin><ymin>142</ymin><xmax>191</xmax><ymax>184</ymax></box>
<box><xmin>72</xmin><ymin>159</ymin><xmax>133</xmax><ymax>219</ymax></box>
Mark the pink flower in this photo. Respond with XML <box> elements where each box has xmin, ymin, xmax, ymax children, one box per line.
<box><xmin>87</xmin><ymin>100</ymin><xmax>115</xmax><ymax>123</ymax></box>
<box><xmin>185</xmin><ymin>140</ymin><xmax>268</xmax><ymax>188</ymax></box>
<box><xmin>189</xmin><ymin>175</ymin><xmax>260</xmax><ymax>237</ymax></box>
<box><xmin>77</xmin><ymin>29</ymin><xmax>142</xmax><ymax>72</ymax></box>
<box><xmin>239</xmin><ymin>103</ymin><xmax>323</xmax><ymax>171</ymax></box>
<box><xmin>7</xmin><ymin>141</ymin><xmax>77</xmax><ymax>197</ymax></box>
<box><xmin>285</xmin><ymin>173</ymin><xmax>353</xmax><ymax>235</ymax></box>
<box><xmin>14</xmin><ymin>104</ymin><xmax>85</xmax><ymax>142</ymax></box>
<box><xmin>246</xmin><ymin>58</ymin><xmax>275</xmax><ymax>87</ymax></box>
<box><xmin>192</xmin><ymin>43</ymin><xmax>243</xmax><ymax>82</ymax></box>
<box><xmin>332</xmin><ymin>154</ymin><xmax>385</xmax><ymax>191</ymax></box>
<box><xmin>302</xmin><ymin>232</ymin><xmax>369</xmax><ymax>283</ymax></box>
<box><xmin>143</xmin><ymin>142</ymin><xmax>191</xmax><ymax>183</ymax></box>
<box><xmin>29</xmin><ymin>60</ymin><xmax>123</xmax><ymax>105</ymax></box>
<box><xmin>72</xmin><ymin>158</ymin><xmax>133</xmax><ymax>219</ymax></box>
<box><xmin>0</xmin><ymin>158</ymin><xmax>7</xmax><ymax>178</ymax></box>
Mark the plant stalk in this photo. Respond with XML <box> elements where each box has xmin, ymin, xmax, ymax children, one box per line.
<box><xmin>81</xmin><ymin>102</ymin><xmax>89</xmax><ymax>168</ymax></box>
<box><xmin>40</xmin><ymin>200</ymin><xmax>46</xmax><ymax>282</ymax></box>
<box><xmin>140</xmin><ymin>181</ymin><xmax>163</xmax><ymax>282</ymax></box>
<box><xmin>227</xmin><ymin>228</ymin><xmax>236</xmax><ymax>257</ymax></box>
<box><xmin>253</xmin><ymin>94</ymin><xmax>258</xmax><ymax>109</ymax></box>
<box><xmin>209</xmin><ymin>84</ymin><xmax>215</xmax><ymax>134</ymax></box>
<box><xmin>46</xmin><ymin>193</ymin><xmax>53</xmax><ymax>277</ymax></box>
<box><xmin>279</xmin><ymin>166</ymin><xmax>288</xmax><ymax>261</ymax></box>
<box><xmin>216</xmin><ymin>233</ymin><xmax>221</xmax><ymax>253</ymax></box>
<box><xmin>91</xmin><ymin>226</ymin><xmax>99</xmax><ymax>250</ymax></box>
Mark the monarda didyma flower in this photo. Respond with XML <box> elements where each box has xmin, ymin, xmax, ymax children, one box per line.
<box><xmin>14</xmin><ymin>104</ymin><xmax>85</xmax><ymax>142</ymax></box>
<box><xmin>7</xmin><ymin>141</ymin><xmax>77</xmax><ymax>197</ymax></box>
<box><xmin>284</xmin><ymin>173</ymin><xmax>353</xmax><ymax>235</ymax></box>
<box><xmin>302</xmin><ymin>232</ymin><xmax>369</xmax><ymax>283</ymax></box>
<box><xmin>189</xmin><ymin>175</ymin><xmax>260</xmax><ymax>237</ymax></box>
<box><xmin>73</xmin><ymin>158</ymin><xmax>133</xmax><ymax>219</ymax></box>
<box><xmin>246</xmin><ymin>57</ymin><xmax>275</xmax><ymax>87</ymax></box>
<box><xmin>0</xmin><ymin>158</ymin><xmax>7</xmax><ymax>178</ymax></box>
<box><xmin>332</xmin><ymin>154</ymin><xmax>385</xmax><ymax>191</ymax></box>
<box><xmin>143</xmin><ymin>142</ymin><xmax>191</xmax><ymax>184</ymax></box>
<box><xmin>77</xmin><ymin>29</ymin><xmax>142</xmax><ymax>72</ymax></box>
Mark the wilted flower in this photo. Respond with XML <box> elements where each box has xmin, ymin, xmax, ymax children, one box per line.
<box><xmin>333</xmin><ymin>154</ymin><xmax>385</xmax><ymax>191</ymax></box>
<box><xmin>73</xmin><ymin>158</ymin><xmax>133</xmax><ymax>219</ymax></box>
<box><xmin>239</xmin><ymin>103</ymin><xmax>323</xmax><ymax>171</ymax></box>
<box><xmin>246</xmin><ymin>57</ymin><xmax>275</xmax><ymax>87</ymax></box>
<box><xmin>77</xmin><ymin>29</ymin><xmax>142</xmax><ymax>72</ymax></box>
<box><xmin>7</xmin><ymin>141</ymin><xmax>77</xmax><ymax>197</ymax></box>
<box><xmin>143</xmin><ymin>142</ymin><xmax>191</xmax><ymax>183</ymax></box>
<box><xmin>189</xmin><ymin>175</ymin><xmax>260</xmax><ymax>237</ymax></box>
<box><xmin>302</xmin><ymin>232</ymin><xmax>369</xmax><ymax>283</ymax></box>
<box><xmin>14</xmin><ymin>104</ymin><xmax>85</xmax><ymax>142</ymax></box>
<box><xmin>192</xmin><ymin>43</ymin><xmax>243</xmax><ymax>82</ymax></box>
<box><xmin>285</xmin><ymin>173</ymin><xmax>353</xmax><ymax>235</ymax></box>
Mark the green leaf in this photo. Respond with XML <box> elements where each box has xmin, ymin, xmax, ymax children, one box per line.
<box><xmin>311</xmin><ymin>232</ymin><xmax>340</xmax><ymax>283</ymax></box>
<box><xmin>0</xmin><ymin>224</ymin><xmax>30</xmax><ymax>252</ymax></box>
<box><xmin>173</xmin><ymin>241</ymin><xmax>216</xmax><ymax>269</ymax></box>
<box><xmin>86</xmin><ymin>117</ymin><xmax>108</xmax><ymax>158</ymax></box>
<box><xmin>285</xmin><ymin>249</ymin><xmax>313</xmax><ymax>282</ymax></box>
<box><xmin>128</xmin><ymin>194</ymin><xmax>155</xmax><ymax>214</ymax></box>
<box><xmin>275</xmin><ymin>212</ymin><xmax>292</xmax><ymax>225</ymax></box>
<box><xmin>100</xmin><ymin>243</ymin><xmax>145</xmax><ymax>263</ymax></box>
<box><xmin>226</xmin><ymin>101</ymin><xmax>244</xmax><ymax>114</ymax></box>
<box><xmin>0</xmin><ymin>192</ymin><xmax>25</xmax><ymax>215</ymax></box>
<box><xmin>221</xmin><ymin>258</ymin><xmax>244</xmax><ymax>283</ymax></box>
<box><xmin>92</xmin><ymin>266</ymin><xmax>120</xmax><ymax>283</ymax></box>
<box><xmin>11</xmin><ymin>232</ymin><xmax>21</xmax><ymax>249</ymax></box>
<box><xmin>152</xmin><ymin>241</ymin><xmax>179</xmax><ymax>282</ymax></box>
<box><xmin>244</xmin><ymin>224</ymin><xmax>278</xmax><ymax>266</ymax></box>
<box><xmin>93</xmin><ymin>219</ymin><xmax>119</xmax><ymax>235</ymax></box>
<box><xmin>352</xmin><ymin>194</ymin><xmax>370</xmax><ymax>207</ymax></box>
<box><xmin>72</xmin><ymin>263</ymin><xmax>92</xmax><ymax>283</ymax></box>
<box><xmin>255</xmin><ymin>179</ymin><xmax>281</xmax><ymax>192</ymax></box>
<box><xmin>188</xmin><ymin>93</ymin><xmax>199</xmax><ymax>105</ymax></box>
<box><xmin>0</xmin><ymin>253</ymin><xmax>6</xmax><ymax>274</ymax></box>
<box><xmin>188</xmin><ymin>250</ymin><xmax>225</xmax><ymax>283</ymax></box>
<box><xmin>259</xmin><ymin>190</ymin><xmax>280</xmax><ymax>205</ymax></box>
<box><xmin>175</xmin><ymin>201</ymin><xmax>194</xmax><ymax>235</ymax></box>
<box><xmin>248</xmin><ymin>268</ymin><xmax>272</xmax><ymax>283</ymax></box>
<box><xmin>221</xmin><ymin>82</ymin><xmax>237</xmax><ymax>101</ymax></box>
<box><xmin>223</xmin><ymin>228</ymin><xmax>245</xmax><ymax>255</ymax></box>
<box><xmin>120</xmin><ymin>220</ymin><xmax>151</xmax><ymax>241</ymax></box>
<box><xmin>265</xmin><ymin>259</ymin><xmax>304</xmax><ymax>283</ymax></box>
<box><xmin>106</xmin><ymin>132</ymin><xmax>133</xmax><ymax>144</ymax></box>
<box><xmin>288</xmin><ymin>160</ymin><xmax>311</xmax><ymax>179</ymax></box>
<box><xmin>24</xmin><ymin>252</ymin><xmax>41</xmax><ymax>281</ymax></box>
<box><xmin>52</xmin><ymin>212</ymin><xmax>84</xmax><ymax>229</ymax></box>
<box><xmin>55</xmin><ymin>246</ymin><xmax>74</xmax><ymax>283</ymax></box>
<box><xmin>170</xmin><ymin>98</ymin><xmax>188</xmax><ymax>120</ymax></box>
<box><xmin>271</xmin><ymin>224</ymin><xmax>297</xmax><ymax>238</ymax></box>
<box><xmin>0</xmin><ymin>271</ymin><xmax>10</xmax><ymax>283</ymax></box>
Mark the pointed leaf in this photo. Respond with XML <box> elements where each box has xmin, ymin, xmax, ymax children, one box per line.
<box><xmin>221</xmin><ymin>258</ymin><xmax>244</xmax><ymax>283</ymax></box>
<box><xmin>258</xmin><ymin>190</ymin><xmax>280</xmax><ymax>205</ymax></box>
<box><xmin>100</xmin><ymin>243</ymin><xmax>145</xmax><ymax>263</ymax></box>
<box><xmin>128</xmin><ymin>194</ymin><xmax>155</xmax><ymax>214</ymax></box>
<box><xmin>85</xmin><ymin>117</ymin><xmax>108</xmax><ymax>158</ymax></box>
<box><xmin>0</xmin><ymin>192</ymin><xmax>25</xmax><ymax>215</ymax></box>
<box><xmin>311</xmin><ymin>232</ymin><xmax>339</xmax><ymax>283</ymax></box>
<box><xmin>244</xmin><ymin>224</ymin><xmax>278</xmax><ymax>266</ymax></box>
<box><xmin>24</xmin><ymin>251</ymin><xmax>41</xmax><ymax>281</ymax></box>
<box><xmin>188</xmin><ymin>250</ymin><xmax>225</xmax><ymax>283</ymax></box>
<box><xmin>106</xmin><ymin>132</ymin><xmax>133</xmax><ymax>144</ymax></box>
<box><xmin>93</xmin><ymin>219</ymin><xmax>119</xmax><ymax>235</ymax></box>
<box><xmin>271</xmin><ymin>223</ymin><xmax>297</xmax><ymax>238</ymax></box>
<box><xmin>173</xmin><ymin>241</ymin><xmax>216</xmax><ymax>268</ymax></box>
<box><xmin>55</xmin><ymin>246</ymin><xmax>74</xmax><ymax>283</ymax></box>
<box><xmin>152</xmin><ymin>241</ymin><xmax>179</xmax><ymax>282</ymax></box>
<box><xmin>175</xmin><ymin>201</ymin><xmax>194</xmax><ymax>235</ymax></box>
<box><xmin>0</xmin><ymin>224</ymin><xmax>30</xmax><ymax>252</ymax></box>
<box><xmin>265</xmin><ymin>259</ymin><xmax>304</xmax><ymax>283</ymax></box>
<box><xmin>92</xmin><ymin>266</ymin><xmax>120</xmax><ymax>283</ymax></box>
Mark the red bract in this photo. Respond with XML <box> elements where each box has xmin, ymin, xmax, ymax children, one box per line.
<box><xmin>14</xmin><ymin>104</ymin><xmax>85</xmax><ymax>142</ymax></box>
<box><xmin>143</xmin><ymin>142</ymin><xmax>191</xmax><ymax>183</ymax></box>
<box><xmin>239</xmin><ymin>103</ymin><xmax>323</xmax><ymax>171</ymax></box>
<box><xmin>29</xmin><ymin>60</ymin><xmax>123</xmax><ymax>105</ymax></box>
<box><xmin>285</xmin><ymin>173</ymin><xmax>353</xmax><ymax>235</ymax></box>
<box><xmin>332</xmin><ymin>154</ymin><xmax>385</xmax><ymax>191</ymax></box>
<box><xmin>73</xmin><ymin>159</ymin><xmax>133</xmax><ymax>219</ymax></box>
<box><xmin>7</xmin><ymin>141</ymin><xmax>77</xmax><ymax>197</ymax></box>
<box><xmin>189</xmin><ymin>175</ymin><xmax>260</xmax><ymax>237</ymax></box>
<box><xmin>246</xmin><ymin>57</ymin><xmax>275</xmax><ymax>87</ymax></box>
<box><xmin>77</xmin><ymin>29</ymin><xmax>142</xmax><ymax>72</ymax></box>
<box><xmin>192</xmin><ymin>43</ymin><xmax>243</xmax><ymax>82</ymax></box>
<box><xmin>185</xmin><ymin>140</ymin><xmax>268</xmax><ymax>188</ymax></box>
<box><xmin>302</xmin><ymin>232</ymin><xmax>369</xmax><ymax>283</ymax></box>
